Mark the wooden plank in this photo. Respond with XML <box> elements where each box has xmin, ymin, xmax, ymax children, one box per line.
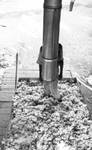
<box><xmin>0</xmin><ymin>66</ymin><xmax>15</xmax><ymax>142</ymax></box>
<box><xmin>0</xmin><ymin>108</ymin><xmax>12</xmax><ymax>114</ymax></box>
<box><xmin>0</xmin><ymin>91</ymin><xmax>13</xmax><ymax>102</ymax></box>
<box><xmin>0</xmin><ymin>102</ymin><xmax>12</xmax><ymax>108</ymax></box>
<box><xmin>0</xmin><ymin>136</ymin><xmax>3</xmax><ymax>142</ymax></box>
<box><xmin>0</xmin><ymin>127</ymin><xmax>7</xmax><ymax>136</ymax></box>
<box><xmin>0</xmin><ymin>114</ymin><xmax>11</xmax><ymax>127</ymax></box>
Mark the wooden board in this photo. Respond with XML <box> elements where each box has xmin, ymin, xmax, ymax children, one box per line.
<box><xmin>18</xmin><ymin>68</ymin><xmax>73</xmax><ymax>81</ymax></box>
<box><xmin>0</xmin><ymin>67</ymin><xmax>15</xmax><ymax>141</ymax></box>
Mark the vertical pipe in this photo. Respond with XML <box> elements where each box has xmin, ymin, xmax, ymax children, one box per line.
<box><xmin>42</xmin><ymin>0</ymin><xmax>62</xmax><ymax>59</ymax></box>
<box><xmin>42</xmin><ymin>0</ymin><xmax>62</xmax><ymax>82</ymax></box>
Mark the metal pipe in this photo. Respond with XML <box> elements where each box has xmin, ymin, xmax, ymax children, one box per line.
<box><xmin>37</xmin><ymin>0</ymin><xmax>62</xmax><ymax>98</ymax></box>
<box><xmin>42</xmin><ymin>0</ymin><xmax>61</xmax><ymax>59</ymax></box>
<box><xmin>42</xmin><ymin>0</ymin><xmax>62</xmax><ymax>82</ymax></box>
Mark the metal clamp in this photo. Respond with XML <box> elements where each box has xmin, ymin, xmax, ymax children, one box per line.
<box><xmin>37</xmin><ymin>46</ymin><xmax>58</xmax><ymax>82</ymax></box>
<box><xmin>57</xmin><ymin>44</ymin><xmax>64</xmax><ymax>80</ymax></box>
<box><xmin>37</xmin><ymin>44</ymin><xmax>64</xmax><ymax>81</ymax></box>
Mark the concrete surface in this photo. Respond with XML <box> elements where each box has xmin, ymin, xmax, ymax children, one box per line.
<box><xmin>0</xmin><ymin>0</ymin><xmax>92</xmax><ymax>77</ymax></box>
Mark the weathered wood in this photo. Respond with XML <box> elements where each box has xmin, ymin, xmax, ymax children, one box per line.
<box><xmin>0</xmin><ymin>102</ymin><xmax>12</xmax><ymax>128</ymax></box>
<box><xmin>0</xmin><ymin>108</ymin><xmax>12</xmax><ymax>114</ymax></box>
<box><xmin>0</xmin><ymin>101</ymin><xmax>12</xmax><ymax>108</ymax></box>
<box><xmin>0</xmin><ymin>91</ymin><xmax>13</xmax><ymax>102</ymax></box>
<box><xmin>0</xmin><ymin>66</ymin><xmax>15</xmax><ymax>141</ymax></box>
<box><xmin>0</xmin><ymin>136</ymin><xmax>3</xmax><ymax>142</ymax></box>
<box><xmin>0</xmin><ymin>114</ymin><xmax>11</xmax><ymax>128</ymax></box>
<box><xmin>0</xmin><ymin>127</ymin><xmax>7</xmax><ymax>136</ymax></box>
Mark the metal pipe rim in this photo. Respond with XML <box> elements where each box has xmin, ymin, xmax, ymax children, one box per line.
<box><xmin>44</xmin><ymin>4</ymin><xmax>62</xmax><ymax>9</ymax></box>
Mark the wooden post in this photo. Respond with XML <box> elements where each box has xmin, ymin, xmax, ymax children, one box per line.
<box><xmin>15</xmin><ymin>53</ymin><xmax>18</xmax><ymax>90</ymax></box>
<box><xmin>69</xmin><ymin>0</ymin><xmax>75</xmax><ymax>11</ymax></box>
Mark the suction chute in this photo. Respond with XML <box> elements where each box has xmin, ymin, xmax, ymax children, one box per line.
<box><xmin>37</xmin><ymin>0</ymin><xmax>63</xmax><ymax>98</ymax></box>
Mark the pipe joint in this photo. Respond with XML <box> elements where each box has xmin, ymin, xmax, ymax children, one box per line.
<box><xmin>37</xmin><ymin>44</ymin><xmax>64</xmax><ymax>81</ymax></box>
<box><xmin>44</xmin><ymin>0</ymin><xmax>62</xmax><ymax>9</ymax></box>
<box><xmin>37</xmin><ymin>47</ymin><xmax>58</xmax><ymax>82</ymax></box>
<box><xmin>42</xmin><ymin>58</ymin><xmax>58</xmax><ymax>82</ymax></box>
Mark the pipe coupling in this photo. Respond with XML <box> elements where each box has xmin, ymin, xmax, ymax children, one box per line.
<box><xmin>37</xmin><ymin>47</ymin><xmax>58</xmax><ymax>82</ymax></box>
<box><xmin>42</xmin><ymin>58</ymin><xmax>58</xmax><ymax>82</ymax></box>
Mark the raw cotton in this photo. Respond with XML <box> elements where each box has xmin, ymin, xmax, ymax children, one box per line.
<box><xmin>3</xmin><ymin>80</ymin><xmax>92</xmax><ymax>150</ymax></box>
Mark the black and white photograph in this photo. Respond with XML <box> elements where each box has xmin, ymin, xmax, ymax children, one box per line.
<box><xmin>0</xmin><ymin>0</ymin><xmax>92</xmax><ymax>149</ymax></box>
